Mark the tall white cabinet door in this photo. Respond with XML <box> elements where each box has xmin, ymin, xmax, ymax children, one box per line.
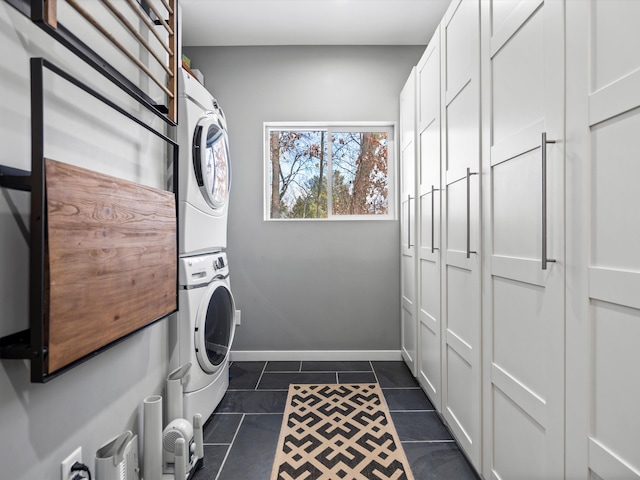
<box><xmin>416</xmin><ymin>27</ymin><xmax>442</xmax><ymax>411</ymax></box>
<box><xmin>441</xmin><ymin>0</ymin><xmax>482</xmax><ymax>469</ymax></box>
<box><xmin>400</xmin><ymin>68</ymin><xmax>417</xmax><ymax>376</ymax></box>
<box><xmin>566</xmin><ymin>1</ymin><xmax>640</xmax><ymax>478</ymax></box>
<box><xmin>483</xmin><ymin>1</ymin><xmax>565</xmax><ymax>479</ymax></box>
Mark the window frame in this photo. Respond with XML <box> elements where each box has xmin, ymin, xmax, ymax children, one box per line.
<box><xmin>263</xmin><ymin>121</ymin><xmax>397</xmax><ymax>221</ymax></box>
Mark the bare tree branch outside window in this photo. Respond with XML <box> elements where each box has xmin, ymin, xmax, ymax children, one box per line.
<box><xmin>267</xmin><ymin>126</ymin><xmax>392</xmax><ymax>219</ymax></box>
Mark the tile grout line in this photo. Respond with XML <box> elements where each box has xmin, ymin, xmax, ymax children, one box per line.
<box><xmin>401</xmin><ymin>439</ymin><xmax>457</xmax><ymax>444</ymax></box>
<box><xmin>228</xmin><ymin>388</ymin><xmax>289</xmax><ymax>392</ymax></box>
<box><xmin>210</xmin><ymin>412</ymin><xmax>283</xmax><ymax>417</ymax></box>
<box><xmin>382</xmin><ymin>386</ymin><xmax>422</xmax><ymax>390</ymax></box>
<box><xmin>370</xmin><ymin>360</ymin><xmax>380</xmax><ymax>384</ymax></box>
<box><xmin>260</xmin><ymin>370</ymin><xmax>374</xmax><ymax>374</ymax></box>
<box><xmin>214</xmin><ymin>413</ymin><xmax>246</xmax><ymax>480</ymax></box>
<box><xmin>389</xmin><ymin>409</ymin><xmax>436</xmax><ymax>413</ymax></box>
<box><xmin>254</xmin><ymin>361</ymin><xmax>268</xmax><ymax>390</ymax></box>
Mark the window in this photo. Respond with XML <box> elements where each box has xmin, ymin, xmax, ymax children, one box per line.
<box><xmin>265</xmin><ymin>123</ymin><xmax>395</xmax><ymax>220</ymax></box>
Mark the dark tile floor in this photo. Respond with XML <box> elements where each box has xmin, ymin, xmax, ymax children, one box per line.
<box><xmin>192</xmin><ymin>360</ymin><xmax>479</xmax><ymax>480</ymax></box>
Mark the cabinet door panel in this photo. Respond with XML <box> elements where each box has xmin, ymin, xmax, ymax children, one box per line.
<box><xmin>418</xmin><ymin>44</ymin><xmax>440</xmax><ymax>133</ymax></box>
<box><xmin>442</xmin><ymin>0</ymin><xmax>482</xmax><ymax>468</ymax></box>
<box><xmin>401</xmin><ymin>251</ymin><xmax>414</xmax><ymax>304</ymax></box>
<box><xmin>420</xmin><ymin>121</ymin><xmax>440</xmax><ymax>196</ymax></box>
<box><xmin>417</xmin><ymin>26</ymin><xmax>443</xmax><ymax>407</ymax></box>
<box><xmin>445</xmin><ymin>86</ymin><xmax>479</xmax><ymax>182</ymax></box>
<box><xmin>420</xmin><ymin>261</ymin><xmax>440</xmax><ymax>330</ymax></box>
<box><xmin>493</xmin><ymin>388</ymin><xmax>546</xmax><ymax>480</ymax></box>
<box><xmin>492</xmin><ymin>10</ymin><xmax>544</xmax><ymax>145</ymax></box>
<box><xmin>591</xmin><ymin>112</ymin><xmax>640</xmax><ymax>271</ymax></box>
<box><xmin>419</xmin><ymin>325</ymin><xmax>439</xmax><ymax>397</ymax></box>
<box><xmin>484</xmin><ymin>1</ymin><xmax>565</xmax><ymax>478</ymax></box>
<box><xmin>400</xmin><ymin>70</ymin><xmax>417</xmax><ymax>375</ymax></box>
<box><xmin>492</xmin><ymin>150</ymin><xmax>541</xmax><ymax>259</ymax></box>
<box><xmin>584</xmin><ymin>6</ymin><xmax>640</xmax><ymax>471</ymax></box>
<box><xmin>446</xmin><ymin>264</ymin><xmax>479</xmax><ymax>350</ymax></box>
<box><xmin>492</xmin><ymin>277</ymin><xmax>545</xmax><ymax>396</ymax></box>
<box><xmin>446</xmin><ymin>343</ymin><xmax>478</xmax><ymax>443</ymax></box>
<box><xmin>445</xmin><ymin>0</ymin><xmax>478</xmax><ymax>98</ymax></box>
<box><xmin>591</xmin><ymin>1</ymin><xmax>640</xmax><ymax>92</ymax></box>
<box><xmin>591</xmin><ymin>302</ymin><xmax>640</xmax><ymax>469</ymax></box>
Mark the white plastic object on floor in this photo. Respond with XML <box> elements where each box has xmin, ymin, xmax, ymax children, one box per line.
<box><xmin>193</xmin><ymin>414</ymin><xmax>204</xmax><ymax>460</ymax></box>
<box><xmin>166</xmin><ymin>363</ymin><xmax>191</xmax><ymax>423</ymax></box>
<box><xmin>173</xmin><ymin>438</ymin><xmax>186</xmax><ymax>480</ymax></box>
<box><xmin>143</xmin><ymin>395</ymin><xmax>163</xmax><ymax>480</ymax></box>
<box><xmin>95</xmin><ymin>430</ymin><xmax>139</xmax><ymax>480</ymax></box>
<box><xmin>162</xmin><ymin>419</ymin><xmax>194</xmax><ymax>474</ymax></box>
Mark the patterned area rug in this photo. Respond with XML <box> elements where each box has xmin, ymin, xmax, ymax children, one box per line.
<box><xmin>270</xmin><ymin>384</ymin><xmax>415</xmax><ymax>480</ymax></box>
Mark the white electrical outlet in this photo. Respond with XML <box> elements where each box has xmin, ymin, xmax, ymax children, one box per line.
<box><xmin>61</xmin><ymin>446</ymin><xmax>82</xmax><ymax>480</ymax></box>
<box><xmin>235</xmin><ymin>309</ymin><xmax>241</xmax><ymax>325</ymax></box>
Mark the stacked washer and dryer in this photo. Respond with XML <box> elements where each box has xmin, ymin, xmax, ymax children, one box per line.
<box><xmin>173</xmin><ymin>68</ymin><xmax>236</xmax><ymax>423</ymax></box>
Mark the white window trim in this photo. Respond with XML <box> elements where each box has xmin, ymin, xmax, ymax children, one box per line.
<box><xmin>263</xmin><ymin>121</ymin><xmax>397</xmax><ymax>221</ymax></box>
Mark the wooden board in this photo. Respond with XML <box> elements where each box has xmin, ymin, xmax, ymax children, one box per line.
<box><xmin>45</xmin><ymin>158</ymin><xmax>177</xmax><ymax>374</ymax></box>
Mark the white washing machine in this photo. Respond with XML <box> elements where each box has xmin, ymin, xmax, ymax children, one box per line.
<box><xmin>177</xmin><ymin>68</ymin><xmax>231</xmax><ymax>256</ymax></box>
<box><xmin>174</xmin><ymin>251</ymin><xmax>236</xmax><ymax>422</ymax></box>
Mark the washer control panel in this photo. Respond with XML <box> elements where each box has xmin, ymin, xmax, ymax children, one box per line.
<box><xmin>179</xmin><ymin>252</ymin><xmax>229</xmax><ymax>287</ymax></box>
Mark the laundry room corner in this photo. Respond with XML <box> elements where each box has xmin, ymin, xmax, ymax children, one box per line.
<box><xmin>183</xmin><ymin>45</ymin><xmax>425</xmax><ymax>359</ymax></box>
<box><xmin>0</xmin><ymin>2</ymin><xmax>174</xmax><ymax>478</ymax></box>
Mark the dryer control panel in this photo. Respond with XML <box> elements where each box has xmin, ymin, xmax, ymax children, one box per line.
<box><xmin>179</xmin><ymin>252</ymin><xmax>229</xmax><ymax>287</ymax></box>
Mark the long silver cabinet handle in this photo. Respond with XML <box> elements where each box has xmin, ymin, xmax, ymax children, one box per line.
<box><xmin>466</xmin><ymin>167</ymin><xmax>478</xmax><ymax>258</ymax></box>
<box><xmin>542</xmin><ymin>132</ymin><xmax>556</xmax><ymax>270</ymax></box>
<box><xmin>408</xmin><ymin>194</ymin><xmax>413</xmax><ymax>249</ymax></box>
<box><xmin>431</xmin><ymin>184</ymin><xmax>440</xmax><ymax>254</ymax></box>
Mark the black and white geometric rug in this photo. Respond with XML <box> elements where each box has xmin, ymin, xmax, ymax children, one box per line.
<box><xmin>270</xmin><ymin>384</ymin><xmax>415</xmax><ymax>480</ymax></box>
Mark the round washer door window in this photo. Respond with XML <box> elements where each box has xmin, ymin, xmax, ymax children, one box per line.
<box><xmin>193</xmin><ymin>114</ymin><xmax>231</xmax><ymax>210</ymax></box>
<box><xmin>195</xmin><ymin>281</ymin><xmax>235</xmax><ymax>374</ymax></box>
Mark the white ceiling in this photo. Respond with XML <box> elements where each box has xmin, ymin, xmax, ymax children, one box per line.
<box><xmin>180</xmin><ymin>0</ymin><xmax>451</xmax><ymax>47</ymax></box>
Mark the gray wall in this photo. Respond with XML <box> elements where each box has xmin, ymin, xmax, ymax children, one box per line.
<box><xmin>184</xmin><ymin>46</ymin><xmax>424</xmax><ymax>354</ymax></box>
<box><xmin>0</xmin><ymin>19</ymin><xmax>422</xmax><ymax>475</ymax></box>
<box><xmin>0</xmin><ymin>4</ymin><xmax>171</xmax><ymax>478</ymax></box>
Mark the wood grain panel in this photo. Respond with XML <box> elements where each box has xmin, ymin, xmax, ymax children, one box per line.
<box><xmin>45</xmin><ymin>159</ymin><xmax>176</xmax><ymax>373</ymax></box>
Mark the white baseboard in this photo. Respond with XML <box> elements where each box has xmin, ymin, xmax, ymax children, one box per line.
<box><xmin>229</xmin><ymin>350</ymin><xmax>402</xmax><ymax>362</ymax></box>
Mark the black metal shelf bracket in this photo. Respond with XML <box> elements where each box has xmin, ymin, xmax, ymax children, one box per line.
<box><xmin>0</xmin><ymin>166</ymin><xmax>31</xmax><ymax>191</ymax></box>
<box><xmin>4</xmin><ymin>0</ymin><xmax>176</xmax><ymax>126</ymax></box>
<box><xmin>0</xmin><ymin>57</ymin><xmax>179</xmax><ymax>382</ymax></box>
<box><xmin>0</xmin><ymin>330</ymin><xmax>37</xmax><ymax>360</ymax></box>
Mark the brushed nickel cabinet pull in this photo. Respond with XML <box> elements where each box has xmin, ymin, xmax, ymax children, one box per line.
<box><xmin>408</xmin><ymin>194</ymin><xmax>413</xmax><ymax>248</ymax></box>
<box><xmin>542</xmin><ymin>132</ymin><xmax>556</xmax><ymax>270</ymax></box>
<box><xmin>431</xmin><ymin>184</ymin><xmax>440</xmax><ymax>254</ymax></box>
<box><xmin>466</xmin><ymin>167</ymin><xmax>478</xmax><ymax>258</ymax></box>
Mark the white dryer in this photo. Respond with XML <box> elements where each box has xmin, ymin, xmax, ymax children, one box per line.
<box><xmin>177</xmin><ymin>68</ymin><xmax>231</xmax><ymax>255</ymax></box>
<box><xmin>174</xmin><ymin>251</ymin><xmax>236</xmax><ymax>422</ymax></box>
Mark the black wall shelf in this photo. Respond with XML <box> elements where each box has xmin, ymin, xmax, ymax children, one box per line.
<box><xmin>0</xmin><ymin>57</ymin><xmax>179</xmax><ymax>382</ymax></box>
<box><xmin>4</xmin><ymin>0</ymin><xmax>177</xmax><ymax>126</ymax></box>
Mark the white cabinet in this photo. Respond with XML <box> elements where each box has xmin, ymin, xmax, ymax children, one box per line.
<box><xmin>440</xmin><ymin>0</ymin><xmax>482</xmax><ymax>470</ymax></box>
<box><xmin>401</xmin><ymin>2</ymin><xmax>640</xmax><ymax>478</ymax></box>
<box><xmin>416</xmin><ymin>26</ymin><xmax>442</xmax><ymax>411</ymax></box>
<box><xmin>406</xmin><ymin>0</ymin><xmax>483</xmax><ymax>470</ymax></box>
<box><xmin>480</xmin><ymin>0</ymin><xmax>566</xmax><ymax>478</ymax></box>
<box><xmin>400</xmin><ymin>68</ymin><xmax>418</xmax><ymax>376</ymax></box>
<box><xmin>566</xmin><ymin>1</ymin><xmax>640</xmax><ymax>478</ymax></box>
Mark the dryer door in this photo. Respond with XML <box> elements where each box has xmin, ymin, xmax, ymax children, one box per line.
<box><xmin>195</xmin><ymin>279</ymin><xmax>236</xmax><ymax>374</ymax></box>
<box><xmin>192</xmin><ymin>114</ymin><xmax>231</xmax><ymax>211</ymax></box>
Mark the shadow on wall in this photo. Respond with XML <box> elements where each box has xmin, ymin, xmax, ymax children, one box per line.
<box><xmin>0</xmin><ymin>328</ymin><xmax>154</xmax><ymax>467</ymax></box>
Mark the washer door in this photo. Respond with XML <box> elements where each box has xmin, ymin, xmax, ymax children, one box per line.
<box><xmin>195</xmin><ymin>280</ymin><xmax>236</xmax><ymax>374</ymax></box>
<box><xmin>192</xmin><ymin>114</ymin><xmax>231</xmax><ymax>211</ymax></box>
